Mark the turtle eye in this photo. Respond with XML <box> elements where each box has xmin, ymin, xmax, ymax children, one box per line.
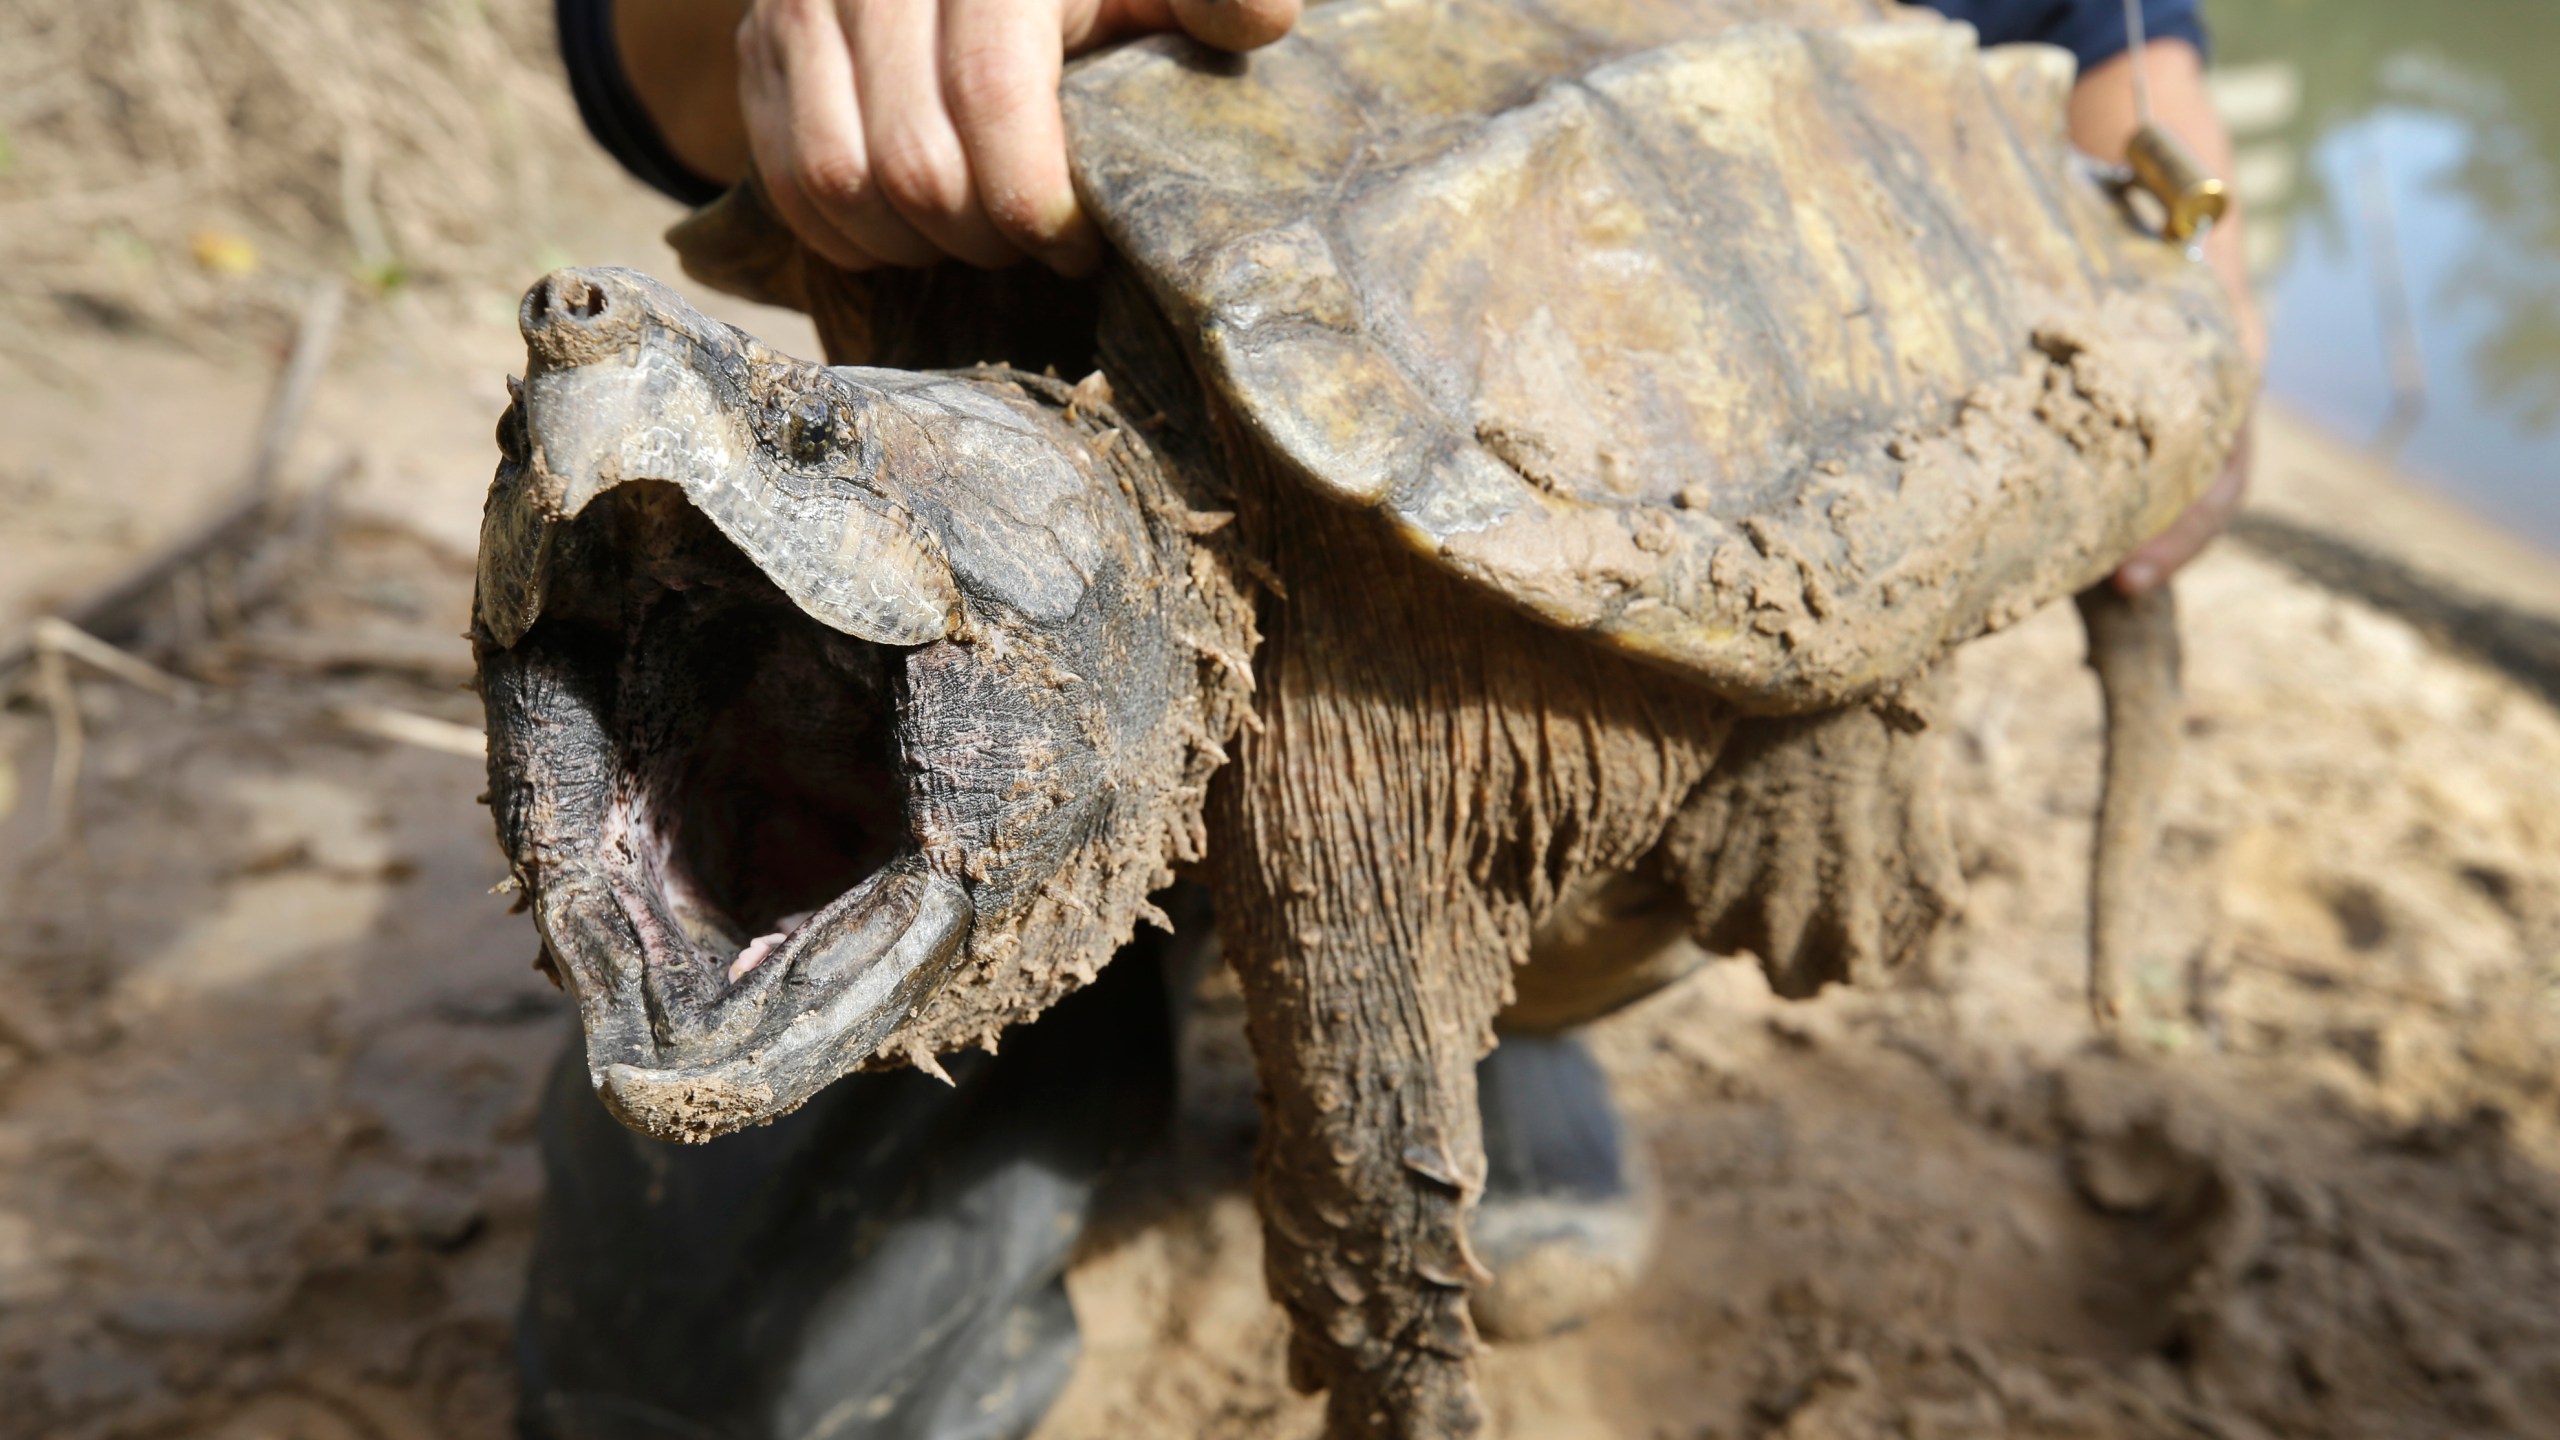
<box><xmin>785</xmin><ymin>397</ymin><xmax>838</xmax><ymax>467</ymax></box>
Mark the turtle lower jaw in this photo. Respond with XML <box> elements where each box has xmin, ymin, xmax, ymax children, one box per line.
<box><xmin>572</xmin><ymin>851</ymin><xmax>973</xmax><ymax>1141</ymax></box>
<box><xmin>533</xmin><ymin>720</ymin><xmax>981</xmax><ymax>1138</ymax></box>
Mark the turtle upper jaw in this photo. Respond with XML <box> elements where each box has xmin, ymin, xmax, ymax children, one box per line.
<box><xmin>485</xmin><ymin>267</ymin><xmax>962</xmax><ymax>654</ymax></box>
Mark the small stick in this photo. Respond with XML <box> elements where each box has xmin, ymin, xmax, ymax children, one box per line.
<box><xmin>30</xmin><ymin>620</ymin><xmax>479</xmax><ymax>763</ymax></box>
<box><xmin>0</xmin><ymin>278</ymin><xmax>348</xmax><ymax>689</ymax></box>
<box><xmin>244</xmin><ymin>277</ymin><xmax>348</xmax><ymax>500</ymax></box>
<box><xmin>27</xmin><ymin>617</ymin><xmax>191</xmax><ymax>844</ymax></box>
<box><xmin>0</xmin><ymin>492</ymin><xmax>267</xmax><ymax>691</ymax></box>
<box><xmin>35</xmin><ymin>643</ymin><xmax>83</xmax><ymax>845</ymax></box>
<box><xmin>229</xmin><ymin>452</ymin><xmax>359</xmax><ymax>617</ymax></box>
<box><xmin>234</xmin><ymin>625</ymin><xmax>475</xmax><ymax>684</ymax></box>
<box><xmin>32</xmin><ymin>617</ymin><xmax>190</xmax><ymax>700</ymax></box>
<box><xmin>325</xmin><ymin>704</ymin><xmax>486</xmax><ymax>759</ymax></box>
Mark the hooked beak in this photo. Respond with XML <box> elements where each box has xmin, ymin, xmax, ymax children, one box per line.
<box><xmin>482</xmin><ymin>267</ymin><xmax>960</xmax><ymax>651</ymax></box>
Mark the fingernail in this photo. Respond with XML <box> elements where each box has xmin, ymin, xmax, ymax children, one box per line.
<box><xmin>1042</xmin><ymin>206</ymin><xmax>1106</xmax><ymax>278</ymax></box>
<box><xmin>2118</xmin><ymin>562</ymin><xmax>2158</xmax><ymax>594</ymax></box>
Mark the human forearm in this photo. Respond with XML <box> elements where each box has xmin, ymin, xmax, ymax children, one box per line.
<box><xmin>2067</xmin><ymin>37</ymin><xmax>2264</xmax><ymax>364</ymax></box>
<box><xmin>2066</xmin><ymin>36</ymin><xmax>2261</xmax><ymax>592</ymax></box>
<box><xmin>614</xmin><ymin>0</ymin><xmax>754</xmax><ymax>187</ymax></box>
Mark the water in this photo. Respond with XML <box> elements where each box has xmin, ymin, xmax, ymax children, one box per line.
<box><xmin>2210</xmin><ymin>0</ymin><xmax>2560</xmax><ymax>547</ymax></box>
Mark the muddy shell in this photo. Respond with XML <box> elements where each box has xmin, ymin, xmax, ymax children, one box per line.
<box><xmin>1059</xmin><ymin>0</ymin><xmax>2248</xmax><ymax>708</ymax></box>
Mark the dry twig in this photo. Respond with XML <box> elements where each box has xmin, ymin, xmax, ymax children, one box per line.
<box><xmin>0</xmin><ymin>279</ymin><xmax>348</xmax><ymax>690</ymax></box>
<box><xmin>35</xmin><ymin>642</ymin><xmax>82</xmax><ymax>844</ymax></box>
<box><xmin>324</xmin><ymin>704</ymin><xmax>485</xmax><ymax>759</ymax></box>
<box><xmin>32</xmin><ymin>617</ymin><xmax>188</xmax><ymax>699</ymax></box>
<box><xmin>20</xmin><ymin>615</ymin><xmax>482</xmax><ymax>845</ymax></box>
<box><xmin>244</xmin><ymin>277</ymin><xmax>347</xmax><ymax>497</ymax></box>
<box><xmin>26</xmin><ymin>617</ymin><xmax>187</xmax><ymax>843</ymax></box>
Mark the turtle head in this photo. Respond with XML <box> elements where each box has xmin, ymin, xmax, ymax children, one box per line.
<box><xmin>475</xmin><ymin>268</ymin><xmax>1238</xmax><ymax>1141</ymax></box>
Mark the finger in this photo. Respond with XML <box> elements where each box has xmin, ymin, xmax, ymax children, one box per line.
<box><xmin>1073</xmin><ymin>0</ymin><xmax>1177</xmax><ymax>49</ymax></box>
<box><xmin>943</xmin><ymin>0</ymin><xmax>1104</xmax><ymax>274</ymax></box>
<box><xmin>2115</xmin><ymin>420</ymin><xmax>2254</xmax><ymax>595</ymax></box>
<box><xmin>737</xmin><ymin>5</ymin><xmax>871</xmax><ymax>269</ymax></box>
<box><xmin>738</xmin><ymin>0</ymin><xmax>919</xmax><ymax>269</ymax></box>
<box><xmin>852</xmin><ymin>0</ymin><xmax>1023</xmax><ymax>267</ymax></box>
<box><xmin>1079</xmin><ymin>0</ymin><xmax>1298</xmax><ymax>50</ymax></box>
<box><xmin>1169</xmin><ymin>0</ymin><xmax>1299</xmax><ymax>50</ymax></box>
<box><xmin>788</xmin><ymin>0</ymin><xmax>950</xmax><ymax>267</ymax></box>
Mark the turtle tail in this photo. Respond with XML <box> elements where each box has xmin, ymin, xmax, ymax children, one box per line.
<box><xmin>2075</xmin><ymin>582</ymin><xmax>2184</xmax><ymax>1035</ymax></box>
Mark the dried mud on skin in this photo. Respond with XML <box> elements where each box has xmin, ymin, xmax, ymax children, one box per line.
<box><xmin>1045</xmin><ymin>547</ymin><xmax>2560</xmax><ymax>1440</ymax></box>
<box><xmin>5</xmin><ymin>537</ymin><xmax>2560</xmax><ymax>1439</ymax></box>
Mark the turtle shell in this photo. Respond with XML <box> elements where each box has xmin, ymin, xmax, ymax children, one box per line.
<box><xmin>1062</xmin><ymin>0</ymin><xmax>2252</xmax><ymax>710</ymax></box>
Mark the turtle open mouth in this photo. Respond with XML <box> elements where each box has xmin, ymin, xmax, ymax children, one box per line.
<box><xmin>478</xmin><ymin>266</ymin><xmax>1165</xmax><ymax>1140</ymax></box>
<box><xmin>601</xmin><ymin>488</ymin><xmax>914</xmax><ymax>985</ymax></box>
<box><xmin>485</xmin><ymin>479</ymin><xmax>975</xmax><ymax>1140</ymax></box>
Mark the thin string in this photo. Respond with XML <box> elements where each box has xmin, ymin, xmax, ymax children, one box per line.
<box><xmin>2123</xmin><ymin>0</ymin><xmax>2155</xmax><ymax>124</ymax></box>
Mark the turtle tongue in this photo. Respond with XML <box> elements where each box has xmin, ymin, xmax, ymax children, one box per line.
<box><xmin>728</xmin><ymin>908</ymin><xmax>814</xmax><ymax>982</ymax></box>
<box><xmin>729</xmin><ymin>933</ymin><xmax>785</xmax><ymax>983</ymax></box>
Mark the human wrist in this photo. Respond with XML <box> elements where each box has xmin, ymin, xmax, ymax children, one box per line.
<box><xmin>2068</xmin><ymin>39</ymin><xmax>2263</xmax><ymax>367</ymax></box>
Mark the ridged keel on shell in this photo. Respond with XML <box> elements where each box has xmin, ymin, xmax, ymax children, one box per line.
<box><xmin>1065</xmin><ymin>4</ymin><xmax>2253</xmax><ymax>710</ymax></box>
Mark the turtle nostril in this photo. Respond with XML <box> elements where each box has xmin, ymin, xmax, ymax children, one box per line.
<box><xmin>517</xmin><ymin>269</ymin><xmax>663</xmax><ymax>368</ymax></box>
<box><xmin>531</xmin><ymin>273</ymin><xmax>608</xmax><ymax>326</ymax></box>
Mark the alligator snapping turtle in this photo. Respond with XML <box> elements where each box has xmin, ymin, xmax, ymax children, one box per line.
<box><xmin>473</xmin><ymin>0</ymin><xmax>2248</xmax><ymax>1432</ymax></box>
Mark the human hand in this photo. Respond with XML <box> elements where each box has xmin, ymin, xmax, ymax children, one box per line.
<box><xmin>735</xmin><ymin>0</ymin><xmax>1299</xmax><ymax>276</ymax></box>
<box><xmin>2113</xmin><ymin>231</ymin><xmax>2263</xmax><ymax>596</ymax></box>
<box><xmin>2115</xmin><ymin>416</ymin><xmax>2250</xmax><ymax>594</ymax></box>
<box><xmin>2071</xmin><ymin>39</ymin><xmax>2268</xmax><ymax>596</ymax></box>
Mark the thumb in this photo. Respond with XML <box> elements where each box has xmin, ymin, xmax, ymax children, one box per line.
<box><xmin>1170</xmin><ymin>0</ymin><xmax>1301</xmax><ymax>50</ymax></box>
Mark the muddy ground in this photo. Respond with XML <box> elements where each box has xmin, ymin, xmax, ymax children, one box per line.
<box><xmin>7</xmin><ymin>60</ymin><xmax>2560</xmax><ymax>1440</ymax></box>
<box><xmin>7</xmin><ymin>323</ymin><xmax>2560</xmax><ymax>1440</ymax></box>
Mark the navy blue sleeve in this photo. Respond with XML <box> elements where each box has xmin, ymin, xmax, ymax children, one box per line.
<box><xmin>557</xmin><ymin>1</ymin><xmax>2194</xmax><ymax>203</ymax></box>
<box><xmin>1903</xmin><ymin>0</ymin><xmax>2208</xmax><ymax>73</ymax></box>
<box><xmin>558</xmin><ymin>0</ymin><xmax>727</xmax><ymax>207</ymax></box>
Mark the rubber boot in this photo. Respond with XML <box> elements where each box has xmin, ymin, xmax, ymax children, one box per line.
<box><xmin>1468</xmin><ymin>1030</ymin><xmax>1656</xmax><ymax>1341</ymax></box>
<box><xmin>515</xmin><ymin>941</ymin><xmax>1176</xmax><ymax>1440</ymax></box>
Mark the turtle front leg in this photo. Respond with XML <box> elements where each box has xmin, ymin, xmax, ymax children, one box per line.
<box><xmin>1218</xmin><ymin>811</ymin><xmax>1509</xmax><ymax>1439</ymax></box>
<box><xmin>1204</xmin><ymin>501</ymin><xmax>1520</xmax><ymax>1437</ymax></box>
<box><xmin>1206</xmin><ymin>478</ymin><xmax>1721</xmax><ymax>1437</ymax></box>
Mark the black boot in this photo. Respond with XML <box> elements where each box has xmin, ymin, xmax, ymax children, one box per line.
<box><xmin>516</xmin><ymin>942</ymin><xmax>1177</xmax><ymax>1440</ymax></box>
<box><xmin>1469</xmin><ymin>1030</ymin><xmax>1656</xmax><ymax>1341</ymax></box>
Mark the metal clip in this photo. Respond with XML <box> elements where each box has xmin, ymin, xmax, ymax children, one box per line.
<box><xmin>2125</xmin><ymin>122</ymin><xmax>2229</xmax><ymax>244</ymax></box>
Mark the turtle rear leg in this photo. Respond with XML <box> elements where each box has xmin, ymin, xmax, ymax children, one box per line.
<box><xmin>1662</xmin><ymin>674</ymin><xmax>1964</xmax><ymax>1000</ymax></box>
<box><xmin>2076</xmin><ymin>582</ymin><xmax>2184</xmax><ymax>1032</ymax></box>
